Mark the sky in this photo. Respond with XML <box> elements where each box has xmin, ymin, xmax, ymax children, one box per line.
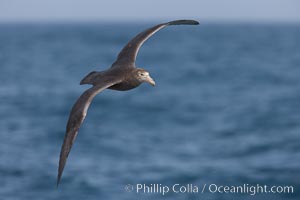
<box><xmin>0</xmin><ymin>0</ymin><xmax>300</xmax><ymax>23</ymax></box>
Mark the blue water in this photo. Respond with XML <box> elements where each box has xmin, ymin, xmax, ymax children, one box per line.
<box><xmin>0</xmin><ymin>22</ymin><xmax>300</xmax><ymax>200</ymax></box>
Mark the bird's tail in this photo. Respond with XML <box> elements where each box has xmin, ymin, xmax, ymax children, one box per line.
<box><xmin>80</xmin><ymin>71</ymin><xmax>98</xmax><ymax>85</ymax></box>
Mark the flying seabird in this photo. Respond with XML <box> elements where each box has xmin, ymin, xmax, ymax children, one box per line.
<box><xmin>57</xmin><ymin>19</ymin><xmax>199</xmax><ymax>186</ymax></box>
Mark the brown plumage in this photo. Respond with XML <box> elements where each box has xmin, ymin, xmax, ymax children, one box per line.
<box><xmin>57</xmin><ymin>19</ymin><xmax>199</xmax><ymax>186</ymax></box>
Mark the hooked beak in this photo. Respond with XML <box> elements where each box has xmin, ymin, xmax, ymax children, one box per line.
<box><xmin>146</xmin><ymin>75</ymin><xmax>156</xmax><ymax>86</ymax></box>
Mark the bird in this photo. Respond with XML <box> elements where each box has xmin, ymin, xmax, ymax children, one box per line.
<box><xmin>57</xmin><ymin>19</ymin><xmax>199</xmax><ymax>186</ymax></box>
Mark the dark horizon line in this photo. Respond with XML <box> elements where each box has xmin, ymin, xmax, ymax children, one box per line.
<box><xmin>0</xmin><ymin>18</ymin><xmax>300</xmax><ymax>25</ymax></box>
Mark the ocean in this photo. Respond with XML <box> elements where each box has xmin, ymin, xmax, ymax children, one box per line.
<box><xmin>0</xmin><ymin>22</ymin><xmax>299</xmax><ymax>200</ymax></box>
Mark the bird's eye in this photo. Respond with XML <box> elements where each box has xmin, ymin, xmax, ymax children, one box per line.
<box><xmin>140</xmin><ymin>73</ymin><xmax>144</xmax><ymax>76</ymax></box>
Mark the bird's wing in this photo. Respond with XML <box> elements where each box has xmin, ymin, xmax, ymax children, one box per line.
<box><xmin>111</xmin><ymin>19</ymin><xmax>199</xmax><ymax>68</ymax></box>
<box><xmin>57</xmin><ymin>77</ymin><xmax>122</xmax><ymax>186</ymax></box>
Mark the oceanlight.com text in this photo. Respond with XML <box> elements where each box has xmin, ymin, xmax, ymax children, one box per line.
<box><xmin>124</xmin><ymin>183</ymin><xmax>294</xmax><ymax>196</ymax></box>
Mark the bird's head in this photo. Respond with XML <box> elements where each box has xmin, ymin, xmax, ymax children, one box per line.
<box><xmin>135</xmin><ymin>69</ymin><xmax>155</xmax><ymax>86</ymax></box>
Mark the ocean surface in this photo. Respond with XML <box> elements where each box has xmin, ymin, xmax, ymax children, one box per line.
<box><xmin>0</xmin><ymin>22</ymin><xmax>300</xmax><ymax>200</ymax></box>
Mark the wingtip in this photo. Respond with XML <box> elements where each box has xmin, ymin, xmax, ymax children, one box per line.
<box><xmin>194</xmin><ymin>20</ymin><xmax>200</xmax><ymax>25</ymax></box>
<box><xmin>57</xmin><ymin>173</ymin><xmax>62</xmax><ymax>188</ymax></box>
<box><xmin>167</xmin><ymin>19</ymin><xmax>200</xmax><ymax>26</ymax></box>
<box><xmin>57</xmin><ymin>148</ymin><xmax>66</xmax><ymax>188</ymax></box>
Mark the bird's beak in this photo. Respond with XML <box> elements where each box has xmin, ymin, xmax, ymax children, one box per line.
<box><xmin>146</xmin><ymin>75</ymin><xmax>156</xmax><ymax>86</ymax></box>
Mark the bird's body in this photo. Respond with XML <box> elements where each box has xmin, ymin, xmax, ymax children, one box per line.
<box><xmin>80</xmin><ymin>67</ymin><xmax>145</xmax><ymax>90</ymax></box>
<box><xmin>57</xmin><ymin>19</ymin><xmax>199</xmax><ymax>186</ymax></box>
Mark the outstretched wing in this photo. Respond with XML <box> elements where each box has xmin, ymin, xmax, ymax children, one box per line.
<box><xmin>57</xmin><ymin>77</ymin><xmax>122</xmax><ymax>186</ymax></box>
<box><xmin>112</xmin><ymin>19</ymin><xmax>199</xmax><ymax>68</ymax></box>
